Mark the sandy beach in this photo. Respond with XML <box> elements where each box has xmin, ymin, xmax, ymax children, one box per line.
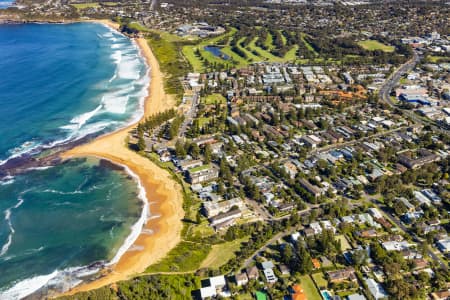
<box><xmin>61</xmin><ymin>24</ymin><xmax>184</xmax><ymax>294</ymax></box>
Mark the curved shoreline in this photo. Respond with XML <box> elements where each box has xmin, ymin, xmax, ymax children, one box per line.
<box><xmin>61</xmin><ymin>24</ymin><xmax>184</xmax><ymax>295</ymax></box>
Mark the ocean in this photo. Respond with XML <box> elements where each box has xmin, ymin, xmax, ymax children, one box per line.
<box><xmin>0</xmin><ymin>0</ymin><xmax>12</xmax><ymax>9</ymax></box>
<box><xmin>0</xmin><ymin>23</ymin><xmax>149</xmax><ymax>298</ymax></box>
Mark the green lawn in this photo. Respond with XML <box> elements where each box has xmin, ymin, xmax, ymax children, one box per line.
<box><xmin>190</xmin><ymin>164</ymin><xmax>211</xmax><ymax>173</ymax></box>
<box><xmin>71</xmin><ymin>2</ymin><xmax>99</xmax><ymax>9</ymax></box>
<box><xmin>200</xmin><ymin>237</ymin><xmax>249</xmax><ymax>269</ymax></box>
<box><xmin>182</xmin><ymin>28</ymin><xmax>238</xmax><ymax>72</ymax></box>
<box><xmin>198</xmin><ymin>117</ymin><xmax>211</xmax><ymax>128</ymax></box>
<box><xmin>278</xmin><ymin>30</ymin><xmax>287</xmax><ymax>46</ymax></box>
<box><xmin>247</xmin><ymin>37</ymin><xmax>280</xmax><ymax>61</ymax></box>
<box><xmin>181</xmin><ymin>28</ymin><xmax>309</xmax><ymax>70</ymax></box>
<box><xmin>358</xmin><ymin>40</ymin><xmax>395</xmax><ymax>52</ymax></box>
<box><xmin>236</xmin><ymin>37</ymin><xmax>261</xmax><ymax>62</ymax></box>
<box><xmin>204</xmin><ymin>93</ymin><xmax>226</xmax><ymax>105</ymax></box>
<box><xmin>427</xmin><ymin>55</ymin><xmax>450</xmax><ymax>63</ymax></box>
<box><xmin>127</xmin><ymin>22</ymin><xmax>148</xmax><ymax>32</ymax></box>
<box><xmin>146</xmin><ymin>241</ymin><xmax>211</xmax><ymax>273</ymax></box>
<box><xmin>189</xmin><ymin>220</ymin><xmax>215</xmax><ymax>238</ymax></box>
<box><xmin>299</xmin><ymin>275</ymin><xmax>322</xmax><ymax>300</ymax></box>
<box><xmin>146</xmin><ymin>32</ymin><xmax>191</xmax><ymax>97</ymax></box>
<box><xmin>311</xmin><ymin>272</ymin><xmax>328</xmax><ymax>289</ymax></box>
<box><xmin>220</xmin><ymin>47</ymin><xmax>247</xmax><ymax>67</ymax></box>
<box><xmin>264</xmin><ymin>31</ymin><xmax>275</xmax><ymax>50</ymax></box>
<box><xmin>301</xmin><ymin>33</ymin><xmax>318</xmax><ymax>56</ymax></box>
<box><xmin>182</xmin><ymin>46</ymin><xmax>207</xmax><ymax>72</ymax></box>
<box><xmin>336</xmin><ymin>235</ymin><xmax>352</xmax><ymax>251</ymax></box>
<box><xmin>284</xmin><ymin>45</ymin><xmax>299</xmax><ymax>61</ymax></box>
<box><xmin>399</xmin><ymin>78</ymin><xmax>409</xmax><ymax>84</ymax></box>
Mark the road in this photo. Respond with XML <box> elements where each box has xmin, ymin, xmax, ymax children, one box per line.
<box><xmin>150</xmin><ymin>0</ymin><xmax>157</xmax><ymax>10</ymax></box>
<box><xmin>379</xmin><ymin>52</ymin><xmax>420</xmax><ymax>107</ymax></box>
<box><xmin>241</xmin><ymin>225</ymin><xmax>303</xmax><ymax>269</ymax></box>
<box><xmin>310</xmin><ymin>126</ymin><xmax>407</xmax><ymax>156</ymax></box>
<box><xmin>369</xmin><ymin>198</ymin><xmax>447</xmax><ymax>271</ymax></box>
<box><xmin>245</xmin><ymin>198</ymin><xmax>272</xmax><ymax>220</ymax></box>
<box><xmin>240</xmin><ymin>204</ymin><xmax>328</xmax><ymax>269</ymax></box>
<box><xmin>178</xmin><ymin>92</ymin><xmax>199</xmax><ymax>138</ymax></box>
<box><xmin>378</xmin><ymin>51</ymin><xmax>448</xmax><ymax>134</ymax></box>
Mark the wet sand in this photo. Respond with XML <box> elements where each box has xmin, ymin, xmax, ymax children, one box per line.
<box><xmin>61</xmin><ymin>25</ymin><xmax>184</xmax><ymax>295</ymax></box>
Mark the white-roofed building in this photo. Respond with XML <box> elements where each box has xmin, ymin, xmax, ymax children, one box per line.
<box><xmin>200</xmin><ymin>286</ymin><xmax>216</xmax><ymax>299</ymax></box>
<box><xmin>199</xmin><ymin>275</ymin><xmax>229</xmax><ymax>299</ymax></box>
<box><xmin>291</xmin><ymin>232</ymin><xmax>301</xmax><ymax>242</ymax></box>
<box><xmin>382</xmin><ymin>241</ymin><xmax>411</xmax><ymax>252</ymax></box>
<box><xmin>263</xmin><ymin>268</ymin><xmax>277</xmax><ymax>283</ymax></box>
<box><xmin>310</xmin><ymin>222</ymin><xmax>323</xmax><ymax>235</ymax></box>
<box><xmin>365</xmin><ymin>278</ymin><xmax>388</xmax><ymax>299</ymax></box>
<box><xmin>368</xmin><ymin>208</ymin><xmax>383</xmax><ymax>220</ymax></box>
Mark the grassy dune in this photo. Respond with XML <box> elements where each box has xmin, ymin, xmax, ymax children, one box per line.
<box><xmin>358</xmin><ymin>40</ymin><xmax>395</xmax><ymax>52</ymax></box>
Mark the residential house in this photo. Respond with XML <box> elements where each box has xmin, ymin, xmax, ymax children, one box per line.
<box><xmin>436</xmin><ymin>238</ymin><xmax>450</xmax><ymax>253</ymax></box>
<box><xmin>187</xmin><ymin>164</ymin><xmax>219</xmax><ymax>184</ymax></box>
<box><xmin>365</xmin><ymin>278</ymin><xmax>388</xmax><ymax>299</ymax></box>
<box><xmin>398</xmin><ymin>149</ymin><xmax>440</xmax><ymax>169</ymax></box>
<box><xmin>299</xmin><ymin>179</ymin><xmax>322</xmax><ymax>198</ymax></box>
<box><xmin>246</xmin><ymin>266</ymin><xmax>259</xmax><ymax>280</ymax></box>
<box><xmin>291</xmin><ymin>284</ymin><xmax>307</xmax><ymax>300</ymax></box>
<box><xmin>347</xmin><ymin>294</ymin><xmax>367</xmax><ymax>300</ymax></box>
<box><xmin>262</xmin><ymin>261</ymin><xmax>277</xmax><ymax>284</ymax></box>
<box><xmin>326</xmin><ymin>267</ymin><xmax>357</xmax><ymax>283</ymax></box>
<box><xmin>209</xmin><ymin>209</ymin><xmax>242</xmax><ymax>230</ymax></box>
<box><xmin>234</xmin><ymin>273</ymin><xmax>248</xmax><ymax>286</ymax></box>
<box><xmin>263</xmin><ymin>268</ymin><xmax>277</xmax><ymax>284</ymax></box>
<box><xmin>179</xmin><ymin>159</ymin><xmax>203</xmax><ymax>171</ymax></box>
<box><xmin>431</xmin><ymin>290</ymin><xmax>450</xmax><ymax>300</ymax></box>
<box><xmin>203</xmin><ymin>197</ymin><xmax>245</xmax><ymax>218</ymax></box>
<box><xmin>199</xmin><ymin>275</ymin><xmax>229</xmax><ymax>299</ymax></box>
<box><xmin>382</xmin><ymin>241</ymin><xmax>411</xmax><ymax>252</ymax></box>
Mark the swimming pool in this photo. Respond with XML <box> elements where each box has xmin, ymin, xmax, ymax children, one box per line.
<box><xmin>321</xmin><ymin>290</ymin><xmax>332</xmax><ymax>300</ymax></box>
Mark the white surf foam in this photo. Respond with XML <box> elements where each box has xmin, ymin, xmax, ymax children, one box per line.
<box><xmin>0</xmin><ymin>176</ymin><xmax>15</xmax><ymax>186</ymax></box>
<box><xmin>102</xmin><ymin>94</ymin><xmax>129</xmax><ymax>114</ymax></box>
<box><xmin>70</xmin><ymin>104</ymin><xmax>103</xmax><ymax>129</ymax></box>
<box><xmin>0</xmin><ymin>24</ymin><xmax>152</xmax><ymax>300</ymax></box>
<box><xmin>26</xmin><ymin>166</ymin><xmax>54</xmax><ymax>171</ymax></box>
<box><xmin>107</xmin><ymin>162</ymin><xmax>149</xmax><ymax>266</ymax></box>
<box><xmin>0</xmin><ymin>270</ymin><xmax>58</xmax><ymax>300</ymax></box>
<box><xmin>0</xmin><ymin>28</ymin><xmax>150</xmax><ymax>169</ymax></box>
<box><xmin>0</xmin><ymin>160</ymin><xmax>150</xmax><ymax>299</ymax></box>
<box><xmin>111</xmin><ymin>49</ymin><xmax>122</xmax><ymax>64</ymax></box>
<box><xmin>0</xmin><ymin>141</ymin><xmax>41</xmax><ymax>167</ymax></box>
<box><xmin>0</xmin><ymin>193</ymin><xmax>26</xmax><ymax>257</ymax></box>
<box><xmin>117</xmin><ymin>57</ymin><xmax>141</xmax><ymax>80</ymax></box>
<box><xmin>42</xmin><ymin>189</ymin><xmax>84</xmax><ymax>195</ymax></box>
<box><xmin>111</xmin><ymin>43</ymin><xmax>123</xmax><ymax>49</ymax></box>
<box><xmin>102</xmin><ymin>32</ymin><xmax>113</xmax><ymax>38</ymax></box>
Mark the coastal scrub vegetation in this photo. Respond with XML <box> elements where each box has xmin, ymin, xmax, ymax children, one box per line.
<box><xmin>58</xmin><ymin>218</ymin><xmax>301</xmax><ymax>300</ymax></box>
<box><xmin>58</xmin><ymin>274</ymin><xmax>200</xmax><ymax>300</ymax></box>
<box><xmin>145</xmin><ymin>241</ymin><xmax>212</xmax><ymax>273</ymax></box>
<box><xmin>145</xmin><ymin>31</ymin><xmax>192</xmax><ymax>98</ymax></box>
<box><xmin>117</xmin><ymin>18</ymin><xmax>192</xmax><ymax>99</ymax></box>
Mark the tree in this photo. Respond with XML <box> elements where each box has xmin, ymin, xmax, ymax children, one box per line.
<box><xmin>189</xmin><ymin>143</ymin><xmax>200</xmax><ymax>159</ymax></box>
<box><xmin>352</xmin><ymin>249</ymin><xmax>368</xmax><ymax>267</ymax></box>
<box><xmin>175</xmin><ymin>140</ymin><xmax>187</xmax><ymax>158</ymax></box>
<box><xmin>294</xmin><ymin>242</ymin><xmax>313</xmax><ymax>274</ymax></box>
<box><xmin>204</xmin><ymin>144</ymin><xmax>212</xmax><ymax>163</ymax></box>
<box><xmin>281</xmin><ymin>244</ymin><xmax>294</xmax><ymax>265</ymax></box>
<box><xmin>137</xmin><ymin>135</ymin><xmax>146</xmax><ymax>151</ymax></box>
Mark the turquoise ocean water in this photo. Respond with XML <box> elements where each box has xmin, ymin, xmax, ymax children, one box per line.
<box><xmin>0</xmin><ymin>23</ymin><xmax>149</xmax><ymax>298</ymax></box>
<box><xmin>0</xmin><ymin>0</ymin><xmax>12</xmax><ymax>9</ymax></box>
